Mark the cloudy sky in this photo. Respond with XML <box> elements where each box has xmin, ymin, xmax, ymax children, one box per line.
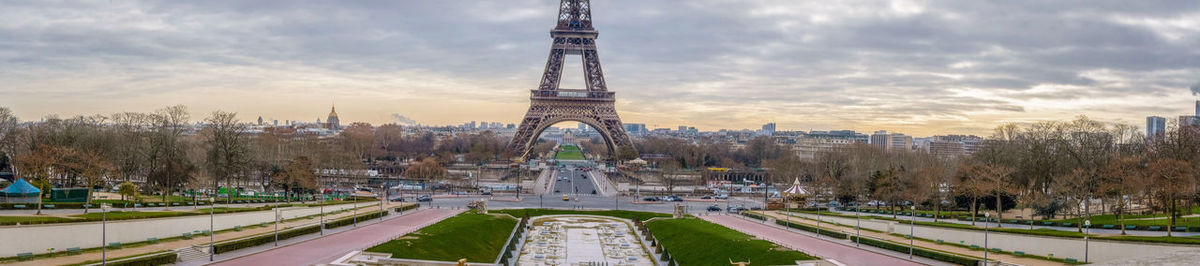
<box><xmin>1</xmin><ymin>0</ymin><xmax>1198</xmax><ymax>136</ymax></box>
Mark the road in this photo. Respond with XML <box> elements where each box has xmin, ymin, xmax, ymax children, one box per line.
<box><xmin>701</xmin><ymin>214</ymin><xmax>931</xmax><ymax>266</ymax></box>
<box><xmin>550</xmin><ymin>166</ymin><xmax>598</xmax><ymax>197</ymax></box>
<box><xmin>212</xmin><ymin>208</ymin><xmax>460</xmax><ymax>266</ymax></box>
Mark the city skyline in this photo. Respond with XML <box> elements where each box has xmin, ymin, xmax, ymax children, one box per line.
<box><xmin>2</xmin><ymin>1</ymin><xmax>1199</xmax><ymax>136</ymax></box>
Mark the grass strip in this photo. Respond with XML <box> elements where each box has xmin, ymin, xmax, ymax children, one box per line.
<box><xmin>365</xmin><ymin>212</ymin><xmax>516</xmax><ymax>263</ymax></box>
<box><xmin>646</xmin><ymin>218</ymin><xmax>816</xmax><ymax>265</ymax></box>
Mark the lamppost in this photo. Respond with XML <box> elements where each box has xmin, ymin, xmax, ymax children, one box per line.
<box><xmin>101</xmin><ymin>203</ymin><xmax>109</xmax><ymax>266</ymax></box>
<box><xmin>1084</xmin><ymin>219</ymin><xmax>1091</xmax><ymax>263</ymax></box>
<box><xmin>855</xmin><ymin>199</ymin><xmax>861</xmax><ymax>247</ymax></box>
<box><xmin>320</xmin><ymin>200</ymin><xmax>325</xmax><ymax>235</ymax></box>
<box><xmin>816</xmin><ymin>202</ymin><xmax>822</xmax><ymax>238</ymax></box>
<box><xmin>909</xmin><ymin>205</ymin><xmax>915</xmax><ymax>259</ymax></box>
<box><xmin>209</xmin><ymin>196</ymin><xmax>215</xmax><ymax>261</ymax></box>
<box><xmin>273</xmin><ymin>207</ymin><xmax>279</xmax><ymax>246</ymax></box>
<box><xmin>353</xmin><ymin>191</ymin><xmax>357</xmax><ymax>227</ymax></box>
<box><xmin>984</xmin><ymin>212</ymin><xmax>990</xmax><ymax>262</ymax></box>
<box><xmin>380</xmin><ymin>185</ymin><xmax>386</xmax><ymax>221</ymax></box>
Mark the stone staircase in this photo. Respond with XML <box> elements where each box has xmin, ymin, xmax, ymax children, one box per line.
<box><xmin>174</xmin><ymin>245</ymin><xmax>210</xmax><ymax>262</ymax></box>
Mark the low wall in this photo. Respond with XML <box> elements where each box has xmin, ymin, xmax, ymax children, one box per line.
<box><xmin>0</xmin><ymin>203</ymin><xmax>362</xmax><ymax>257</ymax></box>
<box><xmin>787</xmin><ymin>212</ymin><xmax>1200</xmax><ymax>263</ymax></box>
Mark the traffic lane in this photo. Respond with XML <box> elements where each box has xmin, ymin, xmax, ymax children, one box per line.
<box><xmin>702</xmin><ymin>214</ymin><xmax>927</xmax><ymax>266</ymax></box>
<box><xmin>212</xmin><ymin>208</ymin><xmax>460</xmax><ymax>266</ymax></box>
<box><xmin>426</xmin><ymin>195</ymin><xmax>721</xmax><ymax>215</ymax></box>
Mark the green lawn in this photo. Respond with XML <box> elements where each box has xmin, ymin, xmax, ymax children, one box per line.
<box><xmin>1051</xmin><ymin>213</ymin><xmax>1200</xmax><ymax>228</ymax></box>
<box><xmin>490</xmin><ymin>208</ymin><xmax>671</xmax><ymax>220</ymax></box>
<box><xmin>365</xmin><ymin>212</ymin><xmax>517</xmax><ymax>263</ymax></box>
<box><xmin>554</xmin><ymin>145</ymin><xmax>586</xmax><ymax>160</ymax></box>
<box><xmin>647</xmin><ymin>218</ymin><xmax>816</xmax><ymax>265</ymax></box>
<box><xmin>0</xmin><ymin>215</ymin><xmax>77</xmax><ymax>225</ymax></box>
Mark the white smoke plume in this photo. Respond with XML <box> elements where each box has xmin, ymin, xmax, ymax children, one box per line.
<box><xmin>390</xmin><ymin>113</ymin><xmax>418</xmax><ymax>125</ymax></box>
<box><xmin>1192</xmin><ymin>81</ymin><xmax>1200</xmax><ymax>96</ymax></box>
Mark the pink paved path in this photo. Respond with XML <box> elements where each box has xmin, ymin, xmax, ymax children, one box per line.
<box><xmin>702</xmin><ymin>215</ymin><xmax>927</xmax><ymax>266</ymax></box>
<box><xmin>214</xmin><ymin>208</ymin><xmax>460</xmax><ymax>266</ymax></box>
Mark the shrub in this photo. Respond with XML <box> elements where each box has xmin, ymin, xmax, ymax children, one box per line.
<box><xmin>849</xmin><ymin>236</ymin><xmax>980</xmax><ymax>266</ymax></box>
<box><xmin>107</xmin><ymin>252</ymin><xmax>178</xmax><ymax>266</ymax></box>
<box><xmin>393</xmin><ymin>204</ymin><xmax>420</xmax><ymax>213</ymax></box>
<box><xmin>213</xmin><ymin>225</ymin><xmax>321</xmax><ymax>254</ymax></box>
<box><xmin>775</xmin><ymin>220</ymin><xmax>848</xmax><ymax>239</ymax></box>
<box><xmin>741</xmin><ymin>211</ymin><xmax>767</xmax><ymax>221</ymax></box>
<box><xmin>324</xmin><ymin>211</ymin><xmax>388</xmax><ymax>229</ymax></box>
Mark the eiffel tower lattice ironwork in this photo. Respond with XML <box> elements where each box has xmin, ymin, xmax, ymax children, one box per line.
<box><xmin>509</xmin><ymin>0</ymin><xmax>633</xmax><ymax>160</ymax></box>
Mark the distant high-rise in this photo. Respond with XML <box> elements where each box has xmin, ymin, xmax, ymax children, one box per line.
<box><xmin>257</xmin><ymin>116</ymin><xmax>263</xmax><ymax>125</ymax></box>
<box><xmin>870</xmin><ymin>130</ymin><xmax>892</xmax><ymax>151</ymax></box>
<box><xmin>623</xmin><ymin>123</ymin><xmax>647</xmax><ymax>134</ymax></box>
<box><xmin>1180</xmin><ymin>116</ymin><xmax>1200</xmax><ymax>128</ymax></box>
<box><xmin>891</xmin><ymin>133</ymin><xmax>913</xmax><ymax>151</ymax></box>
<box><xmin>1147</xmin><ymin>116</ymin><xmax>1166</xmax><ymax>138</ymax></box>
<box><xmin>761</xmin><ymin>123</ymin><xmax>776</xmax><ymax>136</ymax></box>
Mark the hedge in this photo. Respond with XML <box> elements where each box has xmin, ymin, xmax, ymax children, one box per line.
<box><xmin>324</xmin><ymin>210</ymin><xmax>388</xmax><ymax>230</ymax></box>
<box><xmin>393</xmin><ymin>204</ymin><xmax>420</xmax><ymax>213</ymax></box>
<box><xmin>849</xmin><ymin>236</ymin><xmax>981</xmax><ymax>266</ymax></box>
<box><xmin>775</xmin><ymin>220</ymin><xmax>848</xmax><ymax>239</ymax></box>
<box><xmin>104</xmin><ymin>252</ymin><xmax>178</xmax><ymax>266</ymax></box>
<box><xmin>212</xmin><ymin>225</ymin><xmax>322</xmax><ymax>254</ymax></box>
<box><xmin>741</xmin><ymin>211</ymin><xmax>767</xmax><ymax>221</ymax></box>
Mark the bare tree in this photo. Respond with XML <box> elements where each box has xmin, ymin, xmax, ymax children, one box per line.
<box><xmin>202</xmin><ymin>110</ymin><xmax>249</xmax><ymax>203</ymax></box>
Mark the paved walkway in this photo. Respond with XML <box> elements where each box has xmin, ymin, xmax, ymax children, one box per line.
<box><xmin>213</xmin><ymin>208</ymin><xmax>460</xmax><ymax>265</ymax></box>
<box><xmin>835</xmin><ymin>209</ymin><xmax>1200</xmax><ymax>237</ymax></box>
<box><xmin>701</xmin><ymin>214</ymin><xmax>927</xmax><ymax>266</ymax></box>
<box><xmin>763</xmin><ymin>211</ymin><xmax>1057</xmax><ymax>266</ymax></box>
<box><xmin>5</xmin><ymin>202</ymin><xmax>405</xmax><ymax>266</ymax></box>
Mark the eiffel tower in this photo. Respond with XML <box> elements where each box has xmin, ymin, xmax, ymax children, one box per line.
<box><xmin>509</xmin><ymin>0</ymin><xmax>634</xmax><ymax>160</ymax></box>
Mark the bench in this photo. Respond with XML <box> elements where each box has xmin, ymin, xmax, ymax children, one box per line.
<box><xmin>13</xmin><ymin>205</ymin><xmax>27</xmax><ymax>209</ymax></box>
<box><xmin>108</xmin><ymin>242</ymin><xmax>121</xmax><ymax>249</ymax></box>
<box><xmin>1014</xmin><ymin>251</ymin><xmax>1025</xmax><ymax>256</ymax></box>
<box><xmin>172</xmin><ymin>202</ymin><xmax>180</xmax><ymax>206</ymax></box>
<box><xmin>234</xmin><ymin>225</ymin><xmax>243</xmax><ymax>231</ymax></box>
<box><xmin>134</xmin><ymin>204</ymin><xmax>143</xmax><ymax>208</ymax></box>
<box><xmin>146</xmin><ymin>237</ymin><xmax>158</xmax><ymax>244</ymax></box>
<box><xmin>182</xmin><ymin>232</ymin><xmax>193</xmax><ymax>239</ymax></box>
<box><xmin>1062</xmin><ymin>222</ymin><xmax>1074</xmax><ymax>227</ymax></box>
<box><xmin>1065</xmin><ymin>258</ymin><xmax>1078</xmax><ymax>263</ymax></box>
<box><xmin>43</xmin><ymin>205</ymin><xmax>56</xmax><ymax>209</ymax></box>
<box><xmin>970</xmin><ymin>245</ymin><xmax>980</xmax><ymax>249</ymax></box>
<box><xmin>83</xmin><ymin>204</ymin><xmax>93</xmax><ymax>208</ymax></box>
<box><xmin>187</xmin><ymin>202</ymin><xmax>194</xmax><ymax>205</ymax></box>
<box><xmin>1008</xmin><ymin>219</ymin><xmax>1018</xmax><ymax>223</ymax></box>
<box><xmin>1148</xmin><ymin>226</ymin><xmax>1162</xmax><ymax>231</ymax></box>
<box><xmin>1174</xmin><ymin>226</ymin><xmax>1187</xmax><ymax>231</ymax></box>
<box><xmin>66</xmin><ymin>247</ymin><xmax>81</xmax><ymax>254</ymax></box>
<box><xmin>1043</xmin><ymin>221</ymin><xmax>1054</xmax><ymax>226</ymax></box>
<box><xmin>1125</xmin><ymin>225</ymin><xmax>1137</xmax><ymax>230</ymax></box>
<box><xmin>990</xmin><ymin>248</ymin><xmax>1002</xmax><ymax>252</ymax></box>
<box><xmin>201</xmin><ymin>230</ymin><xmax>211</xmax><ymax>236</ymax></box>
<box><xmin>17</xmin><ymin>252</ymin><xmax>33</xmax><ymax>260</ymax></box>
<box><xmin>1102</xmin><ymin>224</ymin><xmax>1114</xmax><ymax>229</ymax></box>
<box><xmin>935</xmin><ymin>239</ymin><xmax>944</xmax><ymax>244</ymax></box>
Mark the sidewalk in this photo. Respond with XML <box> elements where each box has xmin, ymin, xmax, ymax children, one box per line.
<box><xmin>7</xmin><ymin>202</ymin><xmax>410</xmax><ymax>266</ymax></box>
<box><xmin>760</xmin><ymin>211</ymin><xmax>1060</xmax><ymax>266</ymax></box>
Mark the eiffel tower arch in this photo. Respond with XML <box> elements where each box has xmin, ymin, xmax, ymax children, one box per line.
<box><xmin>509</xmin><ymin>0</ymin><xmax>634</xmax><ymax>160</ymax></box>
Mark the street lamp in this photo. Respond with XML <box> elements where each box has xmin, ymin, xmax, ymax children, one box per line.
<box><xmin>984</xmin><ymin>212</ymin><xmax>990</xmax><ymax>263</ymax></box>
<box><xmin>101</xmin><ymin>203</ymin><xmax>109</xmax><ymax>266</ymax></box>
<box><xmin>209</xmin><ymin>197</ymin><xmax>215</xmax><ymax>261</ymax></box>
<box><xmin>909</xmin><ymin>205</ymin><xmax>915</xmax><ymax>259</ymax></box>
<box><xmin>353</xmin><ymin>191</ymin><xmax>357</xmax><ymax>227</ymax></box>
<box><xmin>274</xmin><ymin>207</ymin><xmax>279</xmax><ymax>246</ymax></box>
<box><xmin>320</xmin><ymin>199</ymin><xmax>325</xmax><ymax>236</ymax></box>
<box><xmin>1085</xmin><ymin>219</ymin><xmax>1091</xmax><ymax>263</ymax></box>
<box><xmin>855</xmin><ymin>199</ymin><xmax>861</xmax><ymax>247</ymax></box>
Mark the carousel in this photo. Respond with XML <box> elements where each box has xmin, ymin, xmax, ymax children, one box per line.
<box><xmin>781</xmin><ymin>178</ymin><xmax>809</xmax><ymax>209</ymax></box>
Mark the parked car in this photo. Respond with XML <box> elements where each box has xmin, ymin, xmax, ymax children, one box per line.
<box><xmin>662</xmin><ymin>195</ymin><xmax>682</xmax><ymax>202</ymax></box>
<box><xmin>642</xmin><ymin>196</ymin><xmax>660</xmax><ymax>202</ymax></box>
<box><xmin>715</xmin><ymin>194</ymin><xmax>729</xmax><ymax>199</ymax></box>
<box><xmin>727</xmin><ymin>206</ymin><xmax>746</xmax><ymax>213</ymax></box>
<box><xmin>389</xmin><ymin>197</ymin><xmax>405</xmax><ymax>202</ymax></box>
<box><xmin>707</xmin><ymin>205</ymin><xmax>722</xmax><ymax>212</ymax></box>
<box><xmin>750</xmin><ymin>206</ymin><xmax>763</xmax><ymax>210</ymax></box>
<box><xmin>453</xmin><ymin>191</ymin><xmax>468</xmax><ymax>195</ymax></box>
<box><xmin>416</xmin><ymin>195</ymin><xmax>433</xmax><ymax>202</ymax></box>
<box><xmin>700</xmin><ymin>195</ymin><xmax>712</xmax><ymax>199</ymax></box>
<box><xmin>481</xmin><ymin>191</ymin><xmax>492</xmax><ymax>195</ymax></box>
